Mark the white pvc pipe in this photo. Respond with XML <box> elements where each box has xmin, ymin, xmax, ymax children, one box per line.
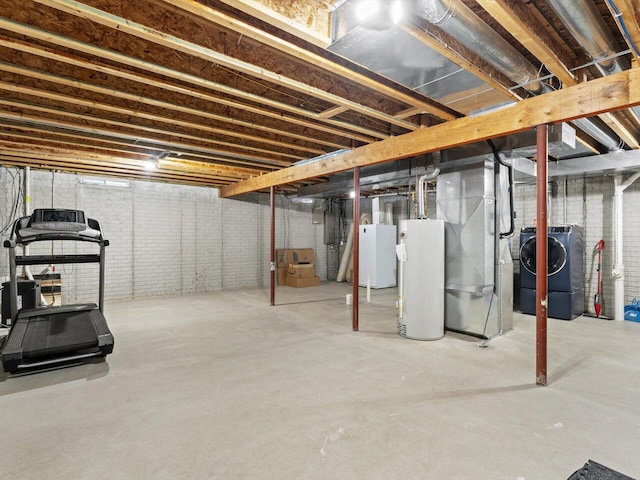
<box><xmin>613</xmin><ymin>176</ymin><xmax>624</xmax><ymax>321</ymax></box>
<box><xmin>366</xmin><ymin>276</ymin><xmax>371</xmax><ymax>303</ymax></box>
<box><xmin>336</xmin><ymin>222</ymin><xmax>354</xmax><ymax>282</ymax></box>
<box><xmin>613</xmin><ymin>171</ymin><xmax>640</xmax><ymax>321</ymax></box>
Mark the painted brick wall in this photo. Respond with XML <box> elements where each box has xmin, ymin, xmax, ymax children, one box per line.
<box><xmin>0</xmin><ymin>168</ymin><xmax>324</xmax><ymax>304</ymax></box>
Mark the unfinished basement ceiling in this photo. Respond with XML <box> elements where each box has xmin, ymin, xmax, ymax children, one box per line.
<box><xmin>0</xmin><ymin>0</ymin><xmax>639</xmax><ymax>190</ymax></box>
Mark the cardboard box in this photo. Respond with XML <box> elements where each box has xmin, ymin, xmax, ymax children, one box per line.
<box><xmin>287</xmin><ymin>264</ymin><xmax>315</xmax><ymax>279</ymax></box>
<box><xmin>276</xmin><ymin>248</ymin><xmax>315</xmax><ymax>268</ymax></box>
<box><xmin>285</xmin><ymin>276</ymin><xmax>321</xmax><ymax>288</ymax></box>
<box><xmin>277</xmin><ymin>267</ymin><xmax>285</xmax><ymax>286</ymax></box>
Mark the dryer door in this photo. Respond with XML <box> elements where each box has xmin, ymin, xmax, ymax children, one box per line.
<box><xmin>519</xmin><ymin>236</ymin><xmax>567</xmax><ymax>276</ymax></box>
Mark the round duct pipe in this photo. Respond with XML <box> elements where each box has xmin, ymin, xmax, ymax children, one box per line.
<box><xmin>414</xmin><ymin>0</ymin><xmax>624</xmax><ymax>151</ymax></box>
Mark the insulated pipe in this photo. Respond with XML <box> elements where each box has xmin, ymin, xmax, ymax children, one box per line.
<box><xmin>270</xmin><ymin>186</ymin><xmax>275</xmax><ymax>306</ymax></box>
<box><xmin>613</xmin><ymin>171</ymin><xmax>640</xmax><ymax>321</ymax></box>
<box><xmin>415</xmin><ymin>0</ymin><xmax>543</xmax><ymax>92</ymax></box>
<box><xmin>536</xmin><ymin>125</ymin><xmax>549</xmax><ymax>387</ymax></box>
<box><xmin>417</xmin><ymin>168</ymin><xmax>440</xmax><ymax>219</ymax></box>
<box><xmin>336</xmin><ymin>222</ymin><xmax>354</xmax><ymax>282</ymax></box>
<box><xmin>353</xmin><ymin>167</ymin><xmax>360</xmax><ymax>332</ymax></box>
<box><xmin>415</xmin><ymin>0</ymin><xmax>623</xmax><ymax>151</ymax></box>
<box><xmin>546</xmin><ymin>0</ymin><xmax>627</xmax><ymax>75</ymax></box>
<box><xmin>546</xmin><ymin>0</ymin><xmax>640</xmax><ymax>124</ymax></box>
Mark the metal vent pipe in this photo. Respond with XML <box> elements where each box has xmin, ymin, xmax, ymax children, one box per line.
<box><xmin>414</xmin><ymin>0</ymin><xmax>623</xmax><ymax>151</ymax></box>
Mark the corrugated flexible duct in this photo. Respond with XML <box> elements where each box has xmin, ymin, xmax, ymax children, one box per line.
<box><xmin>414</xmin><ymin>0</ymin><xmax>623</xmax><ymax>151</ymax></box>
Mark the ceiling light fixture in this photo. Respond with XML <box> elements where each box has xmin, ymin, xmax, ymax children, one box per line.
<box><xmin>391</xmin><ymin>0</ymin><xmax>404</xmax><ymax>24</ymax></box>
<box><xmin>356</xmin><ymin>0</ymin><xmax>380</xmax><ymax>23</ymax></box>
<box><xmin>144</xmin><ymin>160</ymin><xmax>157</xmax><ymax>171</ymax></box>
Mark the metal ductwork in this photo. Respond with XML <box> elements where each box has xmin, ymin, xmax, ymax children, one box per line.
<box><xmin>546</xmin><ymin>0</ymin><xmax>628</xmax><ymax>75</ymax></box>
<box><xmin>415</xmin><ymin>0</ymin><xmax>544</xmax><ymax>93</ymax></box>
<box><xmin>545</xmin><ymin>0</ymin><xmax>640</xmax><ymax>125</ymax></box>
<box><xmin>414</xmin><ymin>0</ymin><xmax>623</xmax><ymax>151</ymax></box>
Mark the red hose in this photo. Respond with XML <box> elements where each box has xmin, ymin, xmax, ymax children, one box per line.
<box><xmin>595</xmin><ymin>240</ymin><xmax>605</xmax><ymax>317</ymax></box>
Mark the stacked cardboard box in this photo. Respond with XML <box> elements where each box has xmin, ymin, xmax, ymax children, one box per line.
<box><xmin>275</xmin><ymin>248</ymin><xmax>321</xmax><ymax>288</ymax></box>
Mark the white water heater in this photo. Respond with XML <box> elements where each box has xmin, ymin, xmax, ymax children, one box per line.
<box><xmin>359</xmin><ymin>224</ymin><xmax>397</xmax><ymax>288</ymax></box>
<box><xmin>397</xmin><ymin>219</ymin><xmax>445</xmax><ymax>340</ymax></box>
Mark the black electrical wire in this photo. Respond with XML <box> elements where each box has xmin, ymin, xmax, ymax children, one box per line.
<box><xmin>486</xmin><ymin>139</ymin><xmax>515</xmax><ymax>239</ymax></box>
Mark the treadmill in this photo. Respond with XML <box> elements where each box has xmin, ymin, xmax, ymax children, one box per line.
<box><xmin>1</xmin><ymin>209</ymin><xmax>114</xmax><ymax>373</ymax></box>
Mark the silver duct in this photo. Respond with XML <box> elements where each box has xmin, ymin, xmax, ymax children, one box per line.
<box><xmin>546</xmin><ymin>0</ymin><xmax>627</xmax><ymax>75</ymax></box>
<box><xmin>415</xmin><ymin>0</ymin><xmax>543</xmax><ymax>93</ymax></box>
<box><xmin>415</xmin><ymin>0</ymin><xmax>623</xmax><ymax>151</ymax></box>
<box><xmin>545</xmin><ymin>0</ymin><xmax>640</xmax><ymax>126</ymax></box>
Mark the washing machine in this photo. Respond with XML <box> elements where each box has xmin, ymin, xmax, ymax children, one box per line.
<box><xmin>519</xmin><ymin>226</ymin><xmax>584</xmax><ymax>320</ymax></box>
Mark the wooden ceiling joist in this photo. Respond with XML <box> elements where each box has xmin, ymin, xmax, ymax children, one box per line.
<box><xmin>0</xmin><ymin>34</ymin><xmax>388</xmax><ymax>144</ymax></box>
<box><xmin>0</xmin><ymin>136</ymin><xmax>259</xmax><ymax>179</ymax></box>
<box><xmin>217</xmin><ymin>0</ymin><xmax>331</xmax><ymax>48</ymax></box>
<box><xmin>220</xmin><ymin>66</ymin><xmax>640</xmax><ymax>197</ymax></box>
<box><xmin>0</xmin><ymin>79</ymin><xmax>323</xmax><ymax>157</ymax></box>
<box><xmin>0</xmin><ymin>110</ymin><xmax>291</xmax><ymax>169</ymax></box>
<box><xmin>604</xmin><ymin>0</ymin><xmax>640</xmax><ymax>61</ymax></box>
<box><xmin>475</xmin><ymin>0</ymin><xmax>640</xmax><ymax>149</ymax></box>
<box><xmin>0</xmin><ymin>151</ymin><xmax>237</xmax><ymax>182</ymax></box>
<box><xmin>0</xmin><ymin>121</ymin><xmax>276</xmax><ymax>174</ymax></box>
<box><xmin>159</xmin><ymin>0</ymin><xmax>458</xmax><ymax>120</ymax></box>
<box><xmin>475</xmin><ymin>0</ymin><xmax>578</xmax><ymax>87</ymax></box>
<box><xmin>32</xmin><ymin>0</ymin><xmax>423</xmax><ymax>132</ymax></box>
<box><xmin>0</xmin><ymin>155</ymin><xmax>233</xmax><ymax>187</ymax></box>
<box><xmin>0</xmin><ymin>62</ymin><xmax>334</xmax><ymax>155</ymax></box>
<box><xmin>0</xmin><ymin>21</ymin><xmax>388</xmax><ymax>143</ymax></box>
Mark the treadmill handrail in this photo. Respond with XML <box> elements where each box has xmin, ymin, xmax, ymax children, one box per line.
<box><xmin>15</xmin><ymin>254</ymin><xmax>102</xmax><ymax>266</ymax></box>
<box><xmin>4</xmin><ymin>215</ymin><xmax>109</xmax><ymax>246</ymax></box>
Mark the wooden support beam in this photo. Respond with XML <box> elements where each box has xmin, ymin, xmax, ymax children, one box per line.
<box><xmin>160</xmin><ymin>0</ymin><xmax>458</xmax><ymax>121</ymax></box>
<box><xmin>220</xmin><ymin>67</ymin><xmax>640</xmax><ymax>197</ymax></box>
<box><xmin>32</xmin><ymin>0</ymin><xmax>424</xmax><ymax>131</ymax></box>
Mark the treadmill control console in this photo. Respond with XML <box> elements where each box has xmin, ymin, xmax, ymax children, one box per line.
<box><xmin>30</xmin><ymin>209</ymin><xmax>87</xmax><ymax>232</ymax></box>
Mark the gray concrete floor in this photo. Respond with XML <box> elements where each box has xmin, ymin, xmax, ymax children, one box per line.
<box><xmin>1</xmin><ymin>283</ymin><xmax>639</xmax><ymax>479</ymax></box>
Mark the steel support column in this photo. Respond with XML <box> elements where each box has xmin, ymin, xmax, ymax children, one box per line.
<box><xmin>536</xmin><ymin>125</ymin><xmax>548</xmax><ymax>386</ymax></box>
<box><xmin>270</xmin><ymin>186</ymin><xmax>275</xmax><ymax>306</ymax></box>
<box><xmin>353</xmin><ymin>167</ymin><xmax>360</xmax><ymax>331</ymax></box>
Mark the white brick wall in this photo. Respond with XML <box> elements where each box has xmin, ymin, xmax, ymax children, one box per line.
<box><xmin>0</xmin><ymin>168</ymin><xmax>324</xmax><ymax>304</ymax></box>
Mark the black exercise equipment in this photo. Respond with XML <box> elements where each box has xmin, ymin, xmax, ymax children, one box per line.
<box><xmin>1</xmin><ymin>209</ymin><xmax>114</xmax><ymax>373</ymax></box>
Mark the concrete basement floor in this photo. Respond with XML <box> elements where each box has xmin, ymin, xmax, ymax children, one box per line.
<box><xmin>1</xmin><ymin>283</ymin><xmax>639</xmax><ymax>479</ymax></box>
